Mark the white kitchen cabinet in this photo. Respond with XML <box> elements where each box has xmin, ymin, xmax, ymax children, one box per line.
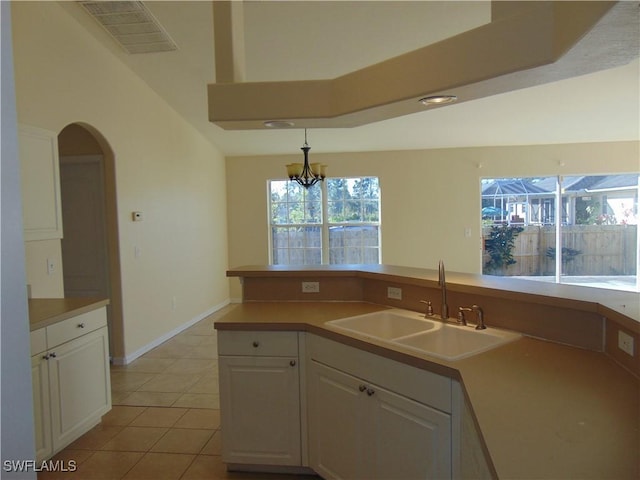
<box><xmin>30</xmin><ymin>307</ymin><xmax>111</xmax><ymax>461</ymax></box>
<box><xmin>217</xmin><ymin>329</ymin><xmax>460</xmax><ymax>479</ymax></box>
<box><xmin>307</xmin><ymin>334</ymin><xmax>454</xmax><ymax>480</ymax></box>
<box><xmin>19</xmin><ymin>125</ymin><xmax>63</xmax><ymax>241</ymax></box>
<box><xmin>307</xmin><ymin>360</ymin><xmax>367</xmax><ymax>479</ymax></box>
<box><xmin>49</xmin><ymin>327</ymin><xmax>111</xmax><ymax>451</ymax></box>
<box><xmin>31</xmin><ymin>352</ymin><xmax>53</xmax><ymax>462</ymax></box>
<box><xmin>371</xmin><ymin>380</ymin><xmax>451</xmax><ymax>480</ymax></box>
<box><xmin>218</xmin><ymin>331</ymin><xmax>303</xmax><ymax>468</ymax></box>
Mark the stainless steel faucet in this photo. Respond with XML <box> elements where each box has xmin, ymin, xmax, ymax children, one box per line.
<box><xmin>438</xmin><ymin>260</ymin><xmax>449</xmax><ymax>320</ymax></box>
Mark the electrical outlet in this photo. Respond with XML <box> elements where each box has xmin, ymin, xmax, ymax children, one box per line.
<box><xmin>387</xmin><ymin>286</ymin><xmax>402</xmax><ymax>300</ymax></box>
<box><xmin>302</xmin><ymin>281</ymin><xmax>320</xmax><ymax>293</ymax></box>
<box><xmin>618</xmin><ymin>330</ymin><xmax>635</xmax><ymax>356</ymax></box>
<box><xmin>171</xmin><ymin>296</ymin><xmax>177</xmax><ymax>311</ymax></box>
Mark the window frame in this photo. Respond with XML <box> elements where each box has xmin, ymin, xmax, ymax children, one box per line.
<box><xmin>480</xmin><ymin>173</ymin><xmax>639</xmax><ymax>292</ymax></box>
<box><xmin>268</xmin><ymin>176</ymin><xmax>381</xmax><ymax>266</ymax></box>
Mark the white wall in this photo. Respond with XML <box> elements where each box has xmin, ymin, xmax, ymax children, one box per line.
<box><xmin>226</xmin><ymin>142</ymin><xmax>640</xmax><ymax>299</ymax></box>
<box><xmin>1</xmin><ymin>2</ymin><xmax>37</xmax><ymax>476</ymax></box>
<box><xmin>12</xmin><ymin>2</ymin><xmax>229</xmax><ymax>360</ymax></box>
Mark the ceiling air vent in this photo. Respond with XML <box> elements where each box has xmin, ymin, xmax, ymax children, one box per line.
<box><xmin>78</xmin><ymin>1</ymin><xmax>177</xmax><ymax>54</ymax></box>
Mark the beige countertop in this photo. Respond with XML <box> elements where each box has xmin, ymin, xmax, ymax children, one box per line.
<box><xmin>29</xmin><ymin>297</ymin><xmax>110</xmax><ymax>331</ymax></box>
<box><xmin>215</xmin><ymin>302</ymin><xmax>640</xmax><ymax>480</ymax></box>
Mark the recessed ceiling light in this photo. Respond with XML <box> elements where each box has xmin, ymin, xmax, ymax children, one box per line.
<box><xmin>419</xmin><ymin>95</ymin><xmax>458</xmax><ymax>106</ymax></box>
<box><xmin>263</xmin><ymin>120</ymin><xmax>295</xmax><ymax>128</ymax></box>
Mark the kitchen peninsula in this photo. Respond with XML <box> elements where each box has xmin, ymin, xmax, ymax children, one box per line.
<box><xmin>215</xmin><ymin>265</ymin><xmax>639</xmax><ymax>479</ymax></box>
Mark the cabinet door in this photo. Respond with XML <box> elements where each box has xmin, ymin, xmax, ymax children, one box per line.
<box><xmin>370</xmin><ymin>385</ymin><xmax>452</xmax><ymax>480</ymax></box>
<box><xmin>48</xmin><ymin>327</ymin><xmax>111</xmax><ymax>451</ymax></box>
<box><xmin>31</xmin><ymin>354</ymin><xmax>52</xmax><ymax>462</ymax></box>
<box><xmin>307</xmin><ymin>361</ymin><xmax>365</xmax><ymax>480</ymax></box>
<box><xmin>18</xmin><ymin>125</ymin><xmax>63</xmax><ymax>241</ymax></box>
<box><xmin>219</xmin><ymin>355</ymin><xmax>301</xmax><ymax>466</ymax></box>
<box><xmin>308</xmin><ymin>359</ymin><xmax>452</xmax><ymax>480</ymax></box>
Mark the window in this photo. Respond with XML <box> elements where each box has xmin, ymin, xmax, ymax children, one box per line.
<box><xmin>481</xmin><ymin>174</ymin><xmax>639</xmax><ymax>292</ymax></box>
<box><xmin>270</xmin><ymin>181</ymin><xmax>322</xmax><ymax>265</ymax></box>
<box><xmin>269</xmin><ymin>177</ymin><xmax>381</xmax><ymax>265</ymax></box>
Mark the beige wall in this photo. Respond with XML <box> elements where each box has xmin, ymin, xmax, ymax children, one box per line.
<box><xmin>12</xmin><ymin>2</ymin><xmax>229</xmax><ymax>360</ymax></box>
<box><xmin>226</xmin><ymin>141</ymin><xmax>640</xmax><ymax>299</ymax></box>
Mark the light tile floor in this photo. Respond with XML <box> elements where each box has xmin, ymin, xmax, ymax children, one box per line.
<box><xmin>38</xmin><ymin>305</ymin><xmax>317</xmax><ymax>480</ymax></box>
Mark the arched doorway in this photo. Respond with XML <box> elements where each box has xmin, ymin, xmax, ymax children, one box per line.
<box><xmin>57</xmin><ymin>123</ymin><xmax>124</xmax><ymax>361</ymax></box>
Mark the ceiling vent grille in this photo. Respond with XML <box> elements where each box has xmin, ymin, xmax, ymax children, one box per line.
<box><xmin>78</xmin><ymin>1</ymin><xmax>177</xmax><ymax>54</ymax></box>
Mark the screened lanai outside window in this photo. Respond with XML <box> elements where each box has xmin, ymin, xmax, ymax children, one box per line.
<box><xmin>269</xmin><ymin>177</ymin><xmax>381</xmax><ymax>265</ymax></box>
<box><xmin>481</xmin><ymin>174</ymin><xmax>639</xmax><ymax>292</ymax></box>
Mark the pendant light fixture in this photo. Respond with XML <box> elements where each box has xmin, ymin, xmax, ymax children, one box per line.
<box><xmin>286</xmin><ymin>129</ymin><xmax>326</xmax><ymax>189</ymax></box>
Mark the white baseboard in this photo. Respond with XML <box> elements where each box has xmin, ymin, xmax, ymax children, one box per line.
<box><xmin>111</xmin><ymin>299</ymin><xmax>230</xmax><ymax>366</ymax></box>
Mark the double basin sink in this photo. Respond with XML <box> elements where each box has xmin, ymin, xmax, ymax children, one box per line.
<box><xmin>326</xmin><ymin>309</ymin><xmax>521</xmax><ymax>361</ymax></box>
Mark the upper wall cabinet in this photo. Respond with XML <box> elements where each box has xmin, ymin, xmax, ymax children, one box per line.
<box><xmin>19</xmin><ymin>125</ymin><xmax>63</xmax><ymax>241</ymax></box>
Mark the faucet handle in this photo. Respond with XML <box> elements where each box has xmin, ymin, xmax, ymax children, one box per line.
<box><xmin>419</xmin><ymin>300</ymin><xmax>434</xmax><ymax>317</ymax></box>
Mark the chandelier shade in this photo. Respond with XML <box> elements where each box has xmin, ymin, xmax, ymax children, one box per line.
<box><xmin>286</xmin><ymin>129</ymin><xmax>326</xmax><ymax>189</ymax></box>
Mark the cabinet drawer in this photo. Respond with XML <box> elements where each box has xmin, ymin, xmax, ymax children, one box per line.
<box><xmin>47</xmin><ymin>307</ymin><xmax>107</xmax><ymax>348</ymax></box>
<box><xmin>307</xmin><ymin>334</ymin><xmax>452</xmax><ymax>413</ymax></box>
<box><xmin>218</xmin><ymin>331</ymin><xmax>298</xmax><ymax>357</ymax></box>
<box><xmin>31</xmin><ymin>328</ymin><xmax>47</xmax><ymax>355</ymax></box>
